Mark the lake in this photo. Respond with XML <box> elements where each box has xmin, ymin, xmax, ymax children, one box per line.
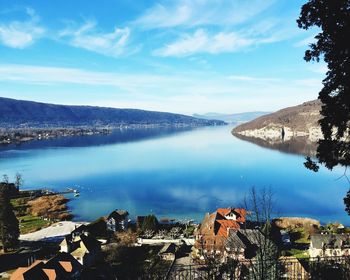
<box><xmin>0</xmin><ymin>126</ymin><xmax>348</xmax><ymax>224</ymax></box>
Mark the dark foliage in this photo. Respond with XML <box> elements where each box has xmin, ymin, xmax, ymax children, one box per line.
<box><xmin>141</xmin><ymin>215</ymin><xmax>159</xmax><ymax>232</ymax></box>
<box><xmin>297</xmin><ymin>0</ymin><xmax>350</xmax><ymax>214</ymax></box>
<box><xmin>0</xmin><ymin>183</ymin><xmax>20</xmax><ymax>252</ymax></box>
<box><xmin>304</xmin><ymin>156</ymin><xmax>320</xmax><ymax>172</ymax></box>
<box><xmin>85</xmin><ymin>217</ymin><xmax>108</xmax><ymax>238</ymax></box>
<box><xmin>344</xmin><ymin>190</ymin><xmax>350</xmax><ymax>215</ymax></box>
<box><xmin>297</xmin><ymin>0</ymin><xmax>350</xmax><ymax>170</ymax></box>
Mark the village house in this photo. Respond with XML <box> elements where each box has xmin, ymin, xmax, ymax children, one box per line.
<box><xmin>193</xmin><ymin>208</ymin><xmax>247</xmax><ymax>261</ymax></box>
<box><xmin>10</xmin><ymin>252</ymin><xmax>82</xmax><ymax>280</ymax></box>
<box><xmin>60</xmin><ymin>233</ymin><xmax>102</xmax><ymax>267</ymax></box>
<box><xmin>225</xmin><ymin>229</ymin><xmax>272</xmax><ymax>260</ymax></box>
<box><xmin>309</xmin><ymin>234</ymin><xmax>350</xmax><ymax>258</ymax></box>
<box><xmin>106</xmin><ymin>209</ymin><xmax>129</xmax><ymax>232</ymax></box>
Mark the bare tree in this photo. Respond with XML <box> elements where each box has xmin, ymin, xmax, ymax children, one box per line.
<box><xmin>169</xmin><ymin>227</ymin><xmax>181</xmax><ymax>239</ymax></box>
<box><xmin>143</xmin><ymin>229</ymin><xmax>155</xmax><ymax>238</ymax></box>
<box><xmin>14</xmin><ymin>173</ymin><xmax>23</xmax><ymax>191</ymax></box>
<box><xmin>2</xmin><ymin>174</ymin><xmax>9</xmax><ymax>184</ymax></box>
<box><xmin>158</xmin><ymin>229</ymin><xmax>167</xmax><ymax>238</ymax></box>
<box><xmin>242</xmin><ymin>186</ymin><xmax>281</xmax><ymax>280</ymax></box>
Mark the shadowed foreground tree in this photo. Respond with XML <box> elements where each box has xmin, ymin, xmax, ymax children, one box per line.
<box><xmin>0</xmin><ymin>183</ymin><xmax>19</xmax><ymax>252</ymax></box>
<box><xmin>297</xmin><ymin>0</ymin><xmax>350</xmax><ymax>212</ymax></box>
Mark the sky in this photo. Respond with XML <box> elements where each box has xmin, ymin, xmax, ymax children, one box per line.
<box><xmin>0</xmin><ymin>0</ymin><xmax>326</xmax><ymax>115</ymax></box>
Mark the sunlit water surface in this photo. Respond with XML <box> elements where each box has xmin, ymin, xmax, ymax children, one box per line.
<box><xmin>0</xmin><ymin>126</ymin><xmax>348</xmax><ymax>224</ymax></box>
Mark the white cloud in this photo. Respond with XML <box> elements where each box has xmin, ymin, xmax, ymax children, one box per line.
<box><xmin>228</xmin><ymin>75</ymin><xmax>279</xmax><ymax>82</ymax></box>
<box><xmin>0</xmin><ymin>8</ymin><xmax>45</xmax><ymax>48</ymax></box>
<box><xmin>310</xmin><ymin>64</ymin><xmax>328</xmax><ymax>74</ymax></box>
<box><xmin>133</xmin><ymin>0</ymin><xmax>276</xmax><ymax>29</ymax></box>
<box><xmin>153</xmin><ymin>24</ymin><xmax>294</xmax><ymax>57</ymax></box>
<box><xmin>154</xmin><ymin>29</ymin><xmax>253</xmax><ymax>57</ymax></box>
<box><xmin>59</xmin><ymin>20</ymin><xmax>137</xmax><ymax>57</ymax></box>
<box><xmin>294</xmin><ymin>34</ymin><xmax>317</xmax><ymax>47</ymax></box>
<box><xmin>0</xmin><ymin>64</ymin><xmax>321</xmax><ymax>114</ymax></box>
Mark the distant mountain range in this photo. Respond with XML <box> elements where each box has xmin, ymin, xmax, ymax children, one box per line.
<box><xmin>0</xmin><ymin>97</ymin><xmax>226</xmax><ymax>128</ymax></box>
<box><xmin>232</xmin><ymin>100</ymin><xmax>322</xmax><ymax>142</ymax></box>
<box><xmin>193</xmin><ymin>111</ymin><xmax>270</xmax><ymax>125</ymax></box>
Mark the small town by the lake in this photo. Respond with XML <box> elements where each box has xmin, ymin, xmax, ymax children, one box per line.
<box><xmin>0</xmin><ymin>0</ymin><xmax>349</xmax><ymax>279</ymax></box>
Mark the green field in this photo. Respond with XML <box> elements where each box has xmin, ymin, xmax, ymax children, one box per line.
<box><xmin>11</xmin><ymin>197</ymin><xmax>51</xmax><ymax>234</ymax></box>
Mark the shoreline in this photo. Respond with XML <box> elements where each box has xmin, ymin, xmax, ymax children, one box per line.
<box><xmin>12</xmin><ymin>189</ymin><xmax>74</xmax><ymax>235</ymax></box>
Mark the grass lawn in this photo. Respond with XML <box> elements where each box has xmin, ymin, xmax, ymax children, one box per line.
<box><xmin>290</xmin><ymin>227</ymin><xmax>310</xmax><ymax>245</ymax></box>
<box><xmin>284</xmin><ymin>248</ymin><xmax>309</xmax><ymax>259</ymax></box>
<box><xmin>11</xmin><ymin>197</ymin><xmax>51</xmax><ymax>234</ymax></box>
<box><xmin>18</xmin><ymin>215</ymin><xmax>52</xmax><ymax>234</ymax></box>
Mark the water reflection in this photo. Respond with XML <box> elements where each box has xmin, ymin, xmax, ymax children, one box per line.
<box><xmin>0</xmin><ymin>127</ymin><xmax>194</xmax><ymax>152</ymax></box>
<box><xmin>233</xmin><ymin>133</ymin><xmax>318</xmax><ymax>157</ymax></box>
<box><xmin>0</xmin><ymin>126</ymin><xmax>347</xmax><ymax>224</ymax></box>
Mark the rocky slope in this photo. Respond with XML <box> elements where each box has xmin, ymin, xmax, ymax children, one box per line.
<box><xmin>232</xmin><ymin>100</ymin><xmax>322</xmax><ymax>142</ymax></box>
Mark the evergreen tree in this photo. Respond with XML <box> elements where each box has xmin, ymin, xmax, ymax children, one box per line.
<box><xmin>141</xmin><ymin>215</ymin><xmax>159</xmax><ymax>232</ymax></box>
<box><xmin>0</xmin><ymin>183</ymin><xmax>19</xmax><ymax>252</ymax></box>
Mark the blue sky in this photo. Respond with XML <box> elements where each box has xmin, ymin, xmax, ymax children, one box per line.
<box><xmin>0</xmin><ymin>0</ymin><xmax>325</xmax><ymax>114</ymax></box>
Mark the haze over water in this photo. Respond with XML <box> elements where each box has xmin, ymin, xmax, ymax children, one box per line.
<box><xmin>0</xmin><ymin>126</ymin><xmax>348</xmax><ymax>224</ymax></box>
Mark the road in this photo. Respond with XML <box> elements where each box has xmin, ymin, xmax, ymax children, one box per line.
<box><xmin>19</xmin><ymin>221</ymin><xmax>87</xmax><ymax>242</ymax></box>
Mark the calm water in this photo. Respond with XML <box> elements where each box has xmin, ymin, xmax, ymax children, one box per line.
<box><xmin>0</xmin><ymin>126</ymin><xmax>348</xmax><ymax>224</ymax></box>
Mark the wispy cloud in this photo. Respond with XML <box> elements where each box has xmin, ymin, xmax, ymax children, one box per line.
<box><xmin>309</xmin><ymin>64</ymin><xmax>328</xmax><ymax>74</ymax></box>
<box><xmin>134</xmin><ymin>0</ymin><xmax>304</xmax><ymax>57</ymax></box>
<box><xmin>228</xmin><ymin>75</ymin><xmax>279</xmax><ymax>82</ymax></box>
<box><xmin>294</xmin><ymin>34</ymin><xmax>317</xmax><ymax>47</ymax></box>
<box><xmin>133</xmin><ymin>0</ymin><xmax>276</xmax><ymax>29</ymax></box>
<box><xmin>153</xmin><ymin>22</ymin><xmax>295</xmax><ymax>57</ymax></box>
<box><xmin>0</xmin><ymin>64</ymin><xmax>185</xmax><ymax>92</ymax></box>
<box><xmin>154</xmin><ymin>29</ymin><xmax>253</xmax><ymax>57</ymax></box>
<box><xmin>59</xmin><ymin>20</ymin><xmax>138</xmax><ymax>57</ymax></box>
<box><xmin>0</xmin><ymin>7</ymin><xmax>45</xmax><ymax>48</ymax></box>
<box><xmin>0</xmin><ymin>63</ymin><xmax>321</xmax><ymax>114</ymax></box>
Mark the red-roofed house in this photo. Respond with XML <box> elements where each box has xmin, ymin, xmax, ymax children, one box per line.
<box><xmin>193</xmin><ymin>208</ymin><xmax>247</xmax><ymax>261</ymax></box>
<box><xmin>10</xmin><ymin>252</ymin><xmax>82</xmax><ymax>280</ymax></box>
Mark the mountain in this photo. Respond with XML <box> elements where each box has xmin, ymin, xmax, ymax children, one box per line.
<box><xmin>232</xmin><ymin>100</ymin><xmax>322</xmax><ymax>142</ymax></box>
<box><xmin>0</xmin><ymin>97</ymin><xmax>226</xmax><ymax>128</ymax></box>
<box><xmin>193</xmin><ymin>111</ymin><xmax>270</xmax><ymax>125</ymax></box>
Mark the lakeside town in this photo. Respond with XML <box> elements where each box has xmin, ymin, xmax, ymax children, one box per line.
<box><xmin>0</xmin><ymin>128</ymin><xmax>112</xmax><ymax>145</ymax></box>
<box><xmin>1</xmin><ymin>179</ymin><xmax>350</xmax><ymax>279</ymax></box>
<box><xmin>0</xmin><ymin>0</ymin><xmax>349</xmax><ymax>279</ymax></box>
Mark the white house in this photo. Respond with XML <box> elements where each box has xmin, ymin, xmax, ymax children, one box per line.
<box><xmin>309</xmin><ymin>234</ymin><xmax>350</xmax><ymax>258</ymax></box>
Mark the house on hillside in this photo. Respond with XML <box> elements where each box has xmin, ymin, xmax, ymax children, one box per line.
<box><xmin>309</xmin><ymin>234</ymin><xmax>350</xmax><ymax>258</ymax></box>
<box><xmin>193</xmin><ymin>208</ymin><xmax>247</xmax><ymax>261</ymax></box>
<box><xmin>10</xmin><ymin>252</ymin><xmax>82</xmax><ymax>280</ymax></box>
<box><xmin>106</xmin><ymin>209</ymin><xmax>129</xmax><ymax>232</ymax></box>
<box><xmin>60</xmin><ymin>233</ymin><xmax>102</xmax><ymax>266</ymax></box>
<box><xmin>225</xmin><ymin>229</ymin><xmax>269</xmax><ymax>260</ymax></box>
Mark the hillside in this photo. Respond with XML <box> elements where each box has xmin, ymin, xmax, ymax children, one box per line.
<box><xmin>193</xmin><ymin>111</ymin><xmax>270</xmax><ymax>124</ymax></box>
<box><xmin>0</xmin><ymin>97</ymin><xmax>226</xmax><ymax>128</ymax></box>
<box><xmin>232</xmin><ymin>100</ymin><xmax>322</xmax><ymax>142</ymax></box>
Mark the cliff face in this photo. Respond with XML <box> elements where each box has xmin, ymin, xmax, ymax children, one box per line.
<box><xmin>232</xmin><ymin>100</ymin><xmax>323</xmax><ymax>142</ymax></box>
